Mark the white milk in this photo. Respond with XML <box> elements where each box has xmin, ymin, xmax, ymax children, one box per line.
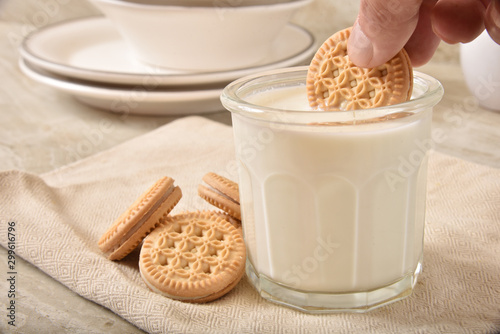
<box><xmin>232</xmin><ymin>85</ymin><xmax>431</xmax><ymax>293</ymax></box>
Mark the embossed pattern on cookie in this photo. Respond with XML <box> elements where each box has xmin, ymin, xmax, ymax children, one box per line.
<box><xmin>307</xmin><ymin>27</ymin><xmax>413</xmax><ymax>111</ymax></box>
<box><xmin>139</xmin><ymin>211</ymin><xmax>246</xmax><ymax>303</ymax></box>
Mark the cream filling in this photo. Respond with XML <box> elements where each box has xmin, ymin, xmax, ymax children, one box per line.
<box><xmin>205</xmin><ymin>184</ymin><xmax>239</xmax><ymax>205</ymax></box>
<box><xmin>113</xmin><ymin>186</ymin><xmax>175</xmax><ymax>252</ymax></box>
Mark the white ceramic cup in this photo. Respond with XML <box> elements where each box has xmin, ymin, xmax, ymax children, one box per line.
<box><xmin>460</xmin><ymin>30</ymin><xmax>500</xmax><ymax>111</ymax></box>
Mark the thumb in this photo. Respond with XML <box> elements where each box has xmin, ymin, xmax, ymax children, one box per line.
<box><xmin>347</xmin><ymin>0</ymin><xmax>423</xmax><ymax>68</ymax></box>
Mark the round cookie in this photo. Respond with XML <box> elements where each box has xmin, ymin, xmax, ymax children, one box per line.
<box><xmin>198</xmin><ymin>172</ymin><xmax>241</xmax><ymax>221</ymax></box>
<box><xmin>98</xmin><ymin>176</ymin><xmax>182</xmax><ymax>261</ymax></box>
<box><xmin>139</xmin><ymin>211</ymin><xmax>246</xmax><ymax>303</ymax></box>
<box><xmin>307</xmin><ymin>27</ymin><xmax>413</xmax><ymax>111</ymax></box>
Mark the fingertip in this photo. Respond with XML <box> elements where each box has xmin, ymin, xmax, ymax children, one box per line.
<box><xmin>405</xmin><ymin>45</ymin><xmax>438</xmax><ymax>67</ymax></box>
<box><xmin>403</xmin><ymin>1</ymin><xmax>442</xmax><ymax>67</ymax></box>
<box><xmin>348</xmin><ymin>21</ymin><xmax>402</xmax><ymax>68</ymax></box>
<box><xmin>347</xmin><ymin>0</ymin><xmax>422</xmax><ymax>68</ymax></box>
<box><xmin>347</xmin><ymin>21</ymin><xmax>375</xmax><ymax>68</ymax></box>
<box><xmin>431</xmin><ymin>0</ymin><xmax>486</xmax><ymax>44</ymax></box>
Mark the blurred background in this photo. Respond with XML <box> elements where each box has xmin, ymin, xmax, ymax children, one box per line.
<box><xmin>0</xmin><ymin>0</ymin><xmax>460</xmax><ymax>65</ymax></box>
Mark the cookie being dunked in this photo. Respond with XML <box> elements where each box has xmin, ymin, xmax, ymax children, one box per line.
<box><xmin>307</xmin><ymin>27</ymin><xmax>413</xmax><ymax>111</ymax></box>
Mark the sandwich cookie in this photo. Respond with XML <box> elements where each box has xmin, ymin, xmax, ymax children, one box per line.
<box><xmin>98</xmin><ymin>176</ymin><xmax>182</xmax><ymax>261</ymax></box>
<box><xmin>198</xmin><ymin>172</ymin><xmax>241</xmax><ymax>222</ymax></box>
<box><xmin>307</xmin><ymin>27</ymin><xmax>413</xmax><ymax>111</ymax></box>
<box><xmin>139</xmin><ymin>211</ymin><xmax>246</xmax><ymax>303</ymax></box>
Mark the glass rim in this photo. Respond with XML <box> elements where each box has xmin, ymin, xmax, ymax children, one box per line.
<box><xmin>220</xmin><ymin>66</ymin><xmax>444</xmax><ymax>125</ymax></box>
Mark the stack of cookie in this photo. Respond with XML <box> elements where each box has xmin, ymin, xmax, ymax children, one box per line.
<box><xmin>98</xmin><ymin>173</ymin><xmax>245</xmax><ymax>303</ymax></box>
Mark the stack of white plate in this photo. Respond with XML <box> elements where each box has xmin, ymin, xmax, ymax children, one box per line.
<box><xmin>19</xmin><ymin>16</ymin><xmax>315</xmax><ymax>116</ymax></box>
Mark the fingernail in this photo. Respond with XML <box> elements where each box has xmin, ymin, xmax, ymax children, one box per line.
<box><xmin>347</xmin><ymin>21</ymin><xmax>374</xmax><ymax>67</ymax></box>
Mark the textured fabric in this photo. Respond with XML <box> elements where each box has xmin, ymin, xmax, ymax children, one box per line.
<box><xmin>0</xmin><ymin>116</ymin><xmax>499</xmax><ymax>333</ymax></box>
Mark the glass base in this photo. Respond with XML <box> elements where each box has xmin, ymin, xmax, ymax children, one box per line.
<box><xmin>246</xmin><ymin>260</ymin><xmax>422</xmax><ymax>314</ymax></box>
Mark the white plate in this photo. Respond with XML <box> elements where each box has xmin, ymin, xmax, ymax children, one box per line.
<box><xmin>19</xmin><ymin>59</ymin><xmax>224</xmax><ymax>115</ymax></box>
<box><xmin>20</xmin><ymin>16</ymin><xmax>315</xmax><ymax>86</ymax></box>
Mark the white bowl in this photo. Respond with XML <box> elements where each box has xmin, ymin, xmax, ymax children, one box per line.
<box><xmin>89</xmin><ymin>0</ymin><xmax>312</xmax><ymax>71</ymax></box>
<box><xmin>460</xmin><ymin>30</ymin><xmax>500</xmax><ymax>111</ymax></box>
<box><xmin>119</xmin><ymin>0</ymin><xmax>294</xmax><ymax>5</ymax></box>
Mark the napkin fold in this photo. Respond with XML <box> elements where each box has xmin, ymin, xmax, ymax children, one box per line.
<box><xmin>0</xmin><ymin>116</ymin><xmax>499</xmax><ymax>333</ymax></box>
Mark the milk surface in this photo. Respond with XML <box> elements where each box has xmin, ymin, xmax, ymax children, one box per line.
<box><xmin>233</xmin><ymin>85</ymin><xmax>431</xmax><ymax>292</ymax></box>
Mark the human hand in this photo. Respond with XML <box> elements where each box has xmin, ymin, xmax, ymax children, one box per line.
<box><xmin>347</xmin><ymin>0</ymin><xmax>500</xmax><ymax>68</ymax></box>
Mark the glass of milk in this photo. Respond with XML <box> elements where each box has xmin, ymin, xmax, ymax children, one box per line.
<box><xmin>221</xmin><ymin>66</ymin><xmax>443</xmax><ymax>313</ymax></box>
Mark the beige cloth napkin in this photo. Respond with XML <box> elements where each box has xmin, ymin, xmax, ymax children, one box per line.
<box><xmin>0</xmin><ymin>116</ymin><xmax>499</xmax><ymax>333</ymax></box>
